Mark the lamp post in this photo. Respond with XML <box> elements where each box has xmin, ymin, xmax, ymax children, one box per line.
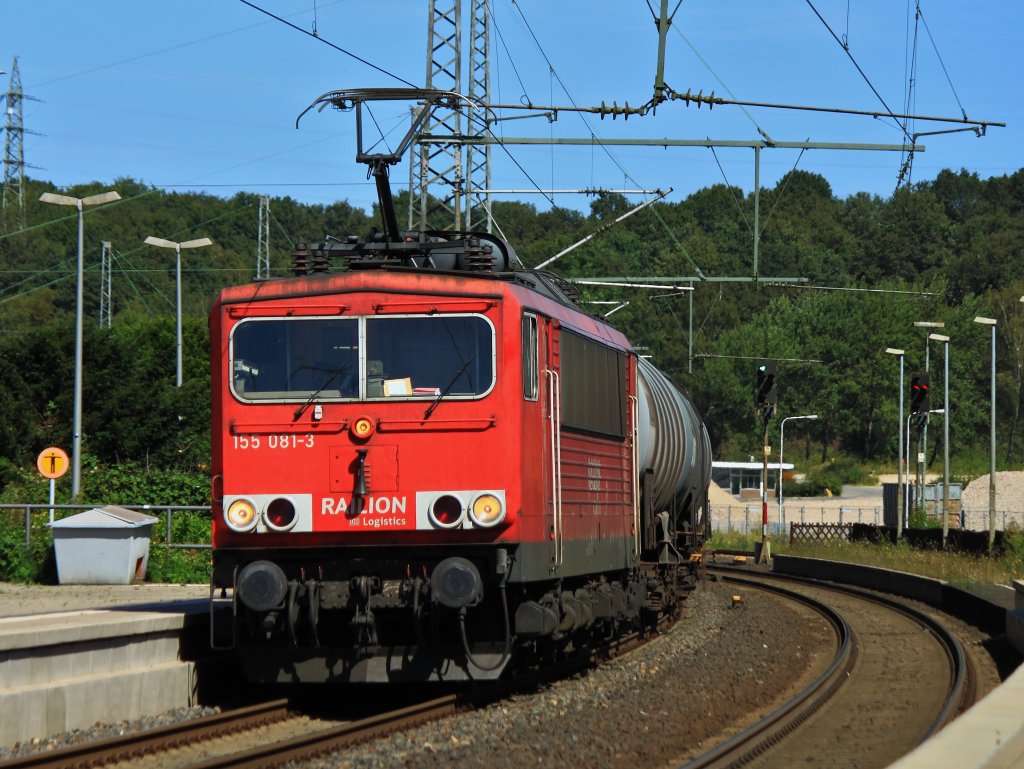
<box><xmin>974</xmin><ymin>316</ymin><xmax>997</xmax><ymax>552</ymax></box>
<box><xmin>144</xmin><ymin>236</ymin><xmax>213</xmax><ymax>387</ymax></box>
<box><xmin>39</xmin><ymin>189</ymin><xmax>122</xmax><ymax>498</ymax></box>
<box><xmin>779</xmin><ymin>414</ymin><xmax>817</xmax><ymax>529</ymax></box>
<box><xmin>885</xmin><ymin>347</ymin><xmax>906</xmax><ymax>539</ymax></box>
<box><xmin>929</xmin><ymin>333</ymin><xmax>951</xmax><ymax>547</ymax></box>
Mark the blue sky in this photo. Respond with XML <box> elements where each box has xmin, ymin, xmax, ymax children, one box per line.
<box><xmin>2</xmin><ymin>1</ymin><xmax>1021</xmax><ymax>215</ymax></box>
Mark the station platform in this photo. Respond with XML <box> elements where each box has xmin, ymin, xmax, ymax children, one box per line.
<box><xmin>0</xmin><ymin>583</ymin><xmax>214</xmax><ymax>746</ymax></box>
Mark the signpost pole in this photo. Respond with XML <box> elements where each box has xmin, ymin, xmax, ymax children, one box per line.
<box><xmin>36</xmin><ymin>447</ymin><xmax>70</xmax><ymax>526</ymax></box>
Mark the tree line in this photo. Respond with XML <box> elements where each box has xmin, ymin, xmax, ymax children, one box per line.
<box><xmin>0</xmin><ymin>167</ymin><xmax>1022</xmax><ymax>498</ymax></box>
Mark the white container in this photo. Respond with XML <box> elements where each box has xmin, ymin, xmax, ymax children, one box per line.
<box><xmin>49</xmin><ymin>506</ymin><xmax>158</xmax><ymax>584</ymax></box>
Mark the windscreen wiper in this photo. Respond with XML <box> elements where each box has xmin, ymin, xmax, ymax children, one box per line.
<box><xmin>293</xmin><ymin>363</ymin><xmax>351</xmax><ymax>421</ymax></box>
<box><xmin>424</xmin><ymin>355</ymin><xmax>476</xmax><ymax>420</ymax></box>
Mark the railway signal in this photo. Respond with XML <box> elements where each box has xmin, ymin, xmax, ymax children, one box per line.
<box><xmin>755</xmin><ymin>361</ymin><xmax>778</xmax><ymax>565</ymax></box>
<box><xmin>910</xmin><ymin>371</ymin><xmax>929</xmax><ymax>415</ymax></box>
<box><xmin>756</xmin><ymin>361</ymin><xmax>777</xmax><ymax>420</ymax></box>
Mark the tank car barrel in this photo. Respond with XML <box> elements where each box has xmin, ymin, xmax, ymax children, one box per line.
<box><xmin>635</xmin><ymin>357</ymin><xmax>712</xmax><ymax>515</ymax></box>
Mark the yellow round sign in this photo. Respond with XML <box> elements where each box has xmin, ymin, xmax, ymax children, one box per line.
<box><xmin>37</xmin><ymin>447</ymin><xmax>70</xmax><ymax>479</ymax></box>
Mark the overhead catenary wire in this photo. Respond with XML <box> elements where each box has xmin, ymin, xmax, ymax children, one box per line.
<box><xmin>901</xmin><ymin>0</ymin><xmax>921</xmax><ymax>184</ymax></box>
<box><xmin>668</xmin><ymin>19</ymin><xmax>772</xmax><ymax>140</ymax></box>
<box><xmin>918</xmin><ymin>4</ymin><xmax>968</xmax><ymax>120</ymax></box>
<box><xmin>769</xmin><ymin>283</ymin><xmax>938</xmax><ymax>296</ymax></box>
<box><xmin>759</xmin><ymin>144</ymin><xmax>810</xmax><ymax>230</ymax></box>
<box><xmin>487</xmin><ymin>3</ymin><xmax>533</xmax><ymax>108</ymax></box>
<box><xmin>509</xmin><ymin>0</ymin><xmax>651</xmax><ymax>204</ymax></box>
<box><xmin>708</xmin><ymin>144</ymin><xmax>754</xmax><ymax>235</ymax></box>
<box><xmin>237</xmin><ymin>0</ymin><xmax>418</xmax><ymax>88</ymax></box>
<box><xmin>804</xmin><ymin>0</ymin><xmax>913</xmax><ymax>142</ymax></box>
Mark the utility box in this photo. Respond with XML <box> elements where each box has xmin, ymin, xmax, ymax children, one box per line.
<box><xmin>49</xmin><ymin>506</ymin><xmax>158</xmax><ymax>584</ymax></box>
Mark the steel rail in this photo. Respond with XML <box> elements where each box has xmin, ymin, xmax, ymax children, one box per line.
<box><xmin>679</xmin><ymin>573</ymin><xmax>853</xmax><ymax>769</ymax></box>
<box><xmin>686</xmin><ymin>568</ymin><xmax>971</xmax><ymax>769</ymax></box>
<box><xmin>0</xmin><ymin>699</ymin><xmax>292</xmax><ymax>769</ymax></box>
<box><xmin>184</xmin><ymin>695</ymin><xmax>462</xmax><ymax>769</ymax></box>
<box><xmin>726</xmin><ymin>568</ymin><xmax>972</xmax><ymax>737</ymax></box>
<box><xmin>0</xmin><ymin>574</ymin><xmax>690</xmax><ymax>769</ymax></box>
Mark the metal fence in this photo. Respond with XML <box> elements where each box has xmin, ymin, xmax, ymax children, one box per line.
<box><xmin>4</xmin><ymin>502</ymin><xmax>1022</xmax><ymax>547</ymax></box>
<box><xmin>0</xmin><ymin>503</ymin><xmax>211</xmax><ymax>549</ymax></box>
<box><xmin>709</xmin><ymin>504</ymin><xmax>1024</xmax><ymax>536</ymax></box>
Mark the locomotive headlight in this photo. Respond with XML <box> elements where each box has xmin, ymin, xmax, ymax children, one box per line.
<box><xmin>225</xmin><ymin>498</ymin><xmax>257</xmax><ymax>532</ymax></box>
<box><xmin>263</xmin><ymin>498</ymin><xmax>297</xmax><ymax>531</ymax></box>
<box><xmin>429</xmin><ymin>494</ymin><xmax>465</xmax><ymax>529</ymax></box>
<box><xmin>469</xmin><ymin>493</ymin><xmax>504</xmax><ymax>527</ymax></box>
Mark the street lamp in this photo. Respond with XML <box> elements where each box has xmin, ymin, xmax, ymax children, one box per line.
<box><xmin>973</xmin><ymin>316</ymin><xmax>997</xmax><ymax>552</ymax></box>
<box><xmin>144</xmin><ymin>236</ymin><xmax>213</xmax><ymax>387</ymax></box>
<box><xmin>929</xmin><ymin>333</ymin><xmax>951</xmax><ymax>547</ymax></box>
<box><xmin>39</xmin><ymin>189</ymin><xmax>122</xmax><ymax>498</ymax></box>
<box><xmin>779</xmin><ymin>414</ymin><xmax>817</xmax><ymax>528</ymax></box>
<box><xmin>885</xmin><ymin>347</ymin><xmax>906</xmax><ymax>539</ymax></box>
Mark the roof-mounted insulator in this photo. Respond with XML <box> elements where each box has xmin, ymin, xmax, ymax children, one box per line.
<box><xmin>311</xmin><ymin>247</ymin><xmax>330</xmax><ymax>273</ymax></box>
<box><xmin>464</xmin><ymin>242</ymin><xmax>496</xmax><ymax>271</ymax></box>
<box><xmin>292</xmin><ymin>243</ymin><xmax>310</xmax><ymax>276</ymax></box>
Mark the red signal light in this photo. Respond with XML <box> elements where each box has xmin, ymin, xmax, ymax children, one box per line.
<box><xmin>429</xmin><ymin>494</ymin><xmax>464</xmax><ymax>528</ymax></box>
<box><xmin>265</xmin><ymin>498</ymin><xmax>297</xmax><ymax>531</ymax></box>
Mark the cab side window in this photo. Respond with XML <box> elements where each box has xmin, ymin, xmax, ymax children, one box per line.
<box><xmin>522</xmin><ymin>313</ymin><xmax>538</xmax><ymax>401</ymax></box>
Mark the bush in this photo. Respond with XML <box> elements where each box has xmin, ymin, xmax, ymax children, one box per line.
<box><xmin>0</xmin><ymin>460</ymin><xmax>211</xmax><ymax>584</ymax></box>
<box><xmin>783</xmin><ymin>476</ymin><xmax>831</xmax><ymax>498</ymax></box>
<box><xmin>146</xmin><ymin>545</ymin><xmax>211</xmax><ymax>584</ymax></box>
<box><xmin>0</xmin><ymin>458</ymin><xmax>208</xmax><ymax>506</ymax></box>
<box><xmin>790</xmin><ymin>458</ymin><xmax>874</xmax><ymax>497</ymax></box>
<box><xmin>0</xmin><ymin>511</ymin><xmax>56</xmax><ymax>583</ymax></box>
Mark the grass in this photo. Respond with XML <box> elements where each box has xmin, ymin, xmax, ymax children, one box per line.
<box><xmin>708</xmin><ymin>531</ymin><xmax>1024</xmax><ymax>588</ymax></box>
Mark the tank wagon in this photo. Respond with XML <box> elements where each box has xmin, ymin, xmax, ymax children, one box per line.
<box><xmin>208</xmin><ymin>89</ymin><xmax>712</xmax><ymax>683</ymax></box>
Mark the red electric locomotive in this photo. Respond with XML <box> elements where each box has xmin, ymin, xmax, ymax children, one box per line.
<box><xmin>209</xmin><ymin>90</ymin><xmax>712</xmax><ymax>683</ymax></box>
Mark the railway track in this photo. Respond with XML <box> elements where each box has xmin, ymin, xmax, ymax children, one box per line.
<box><xmin>686</xmin><ymin>568</ymin><xmax>972</xmax><ymax>769</ymax></box>
<box><xmin>0</xmin><ymin>604</ymin><xmax>681</xmax><ymax>769</ymax></box>
<box><xmin>0</xmin><ymin>694</ymin><xmax>462</xmax><ymax>769</ymax></box>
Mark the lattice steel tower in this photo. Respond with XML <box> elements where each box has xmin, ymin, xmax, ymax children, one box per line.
<box><xmin>410</xmin><ymin>0</ymin><xmax>492</xmax><ymax>232</ymax></box>
<box><xmin>465</xmin><ymin>0</ymin><xmax>492</xmax><ymax>232</ymax></box>
<box><xmin>2</xmin><ymin>57</ymin><xmax>34</xmax><ymax>231</ymax></box>
<box><xmin>256</xmin><ymin>196</ymin><xmax>270</xmax><ymax>279</ymax></box>
<box><xmin>99</xmin><ymin>241</ymin><xmax>113</xmax><ymax>328</ymax></box>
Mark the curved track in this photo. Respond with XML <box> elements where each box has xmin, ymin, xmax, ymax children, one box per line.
<box><xmin>686</xmin><ymin>568</ymin><xmax>972</xmax><ymax>769</ymax></box>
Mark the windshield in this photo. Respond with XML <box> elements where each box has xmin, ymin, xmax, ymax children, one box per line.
<box><xmin>230</xmin><ymin>314</ymin><xmax>494</xmax><ymax>402</ymax></box>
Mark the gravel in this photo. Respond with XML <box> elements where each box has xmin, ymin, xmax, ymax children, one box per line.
<box><xmin>0</xmin><ymin>706</ymin><xmax>221</xmax><ymax>761</ymax></box>
<box><xmin>0</xmin><ymin>578</ymin><xmax>831</xmax><ymax>767</ymax></box>
<box><xmin>961</xmin><ymin>470</ymin><xmax>1024</xmax><ymax>515</ymax></box>
<box><xmin>289</xmin><ymin>578</ymin><xmax>832</xmax><ymax>769</ymax></box>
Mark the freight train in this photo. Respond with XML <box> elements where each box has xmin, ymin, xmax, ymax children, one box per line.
<box><xmin>208</xmin><ymin>89</ymin><xmax>712</xmax><ymax>683</ymax></box>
